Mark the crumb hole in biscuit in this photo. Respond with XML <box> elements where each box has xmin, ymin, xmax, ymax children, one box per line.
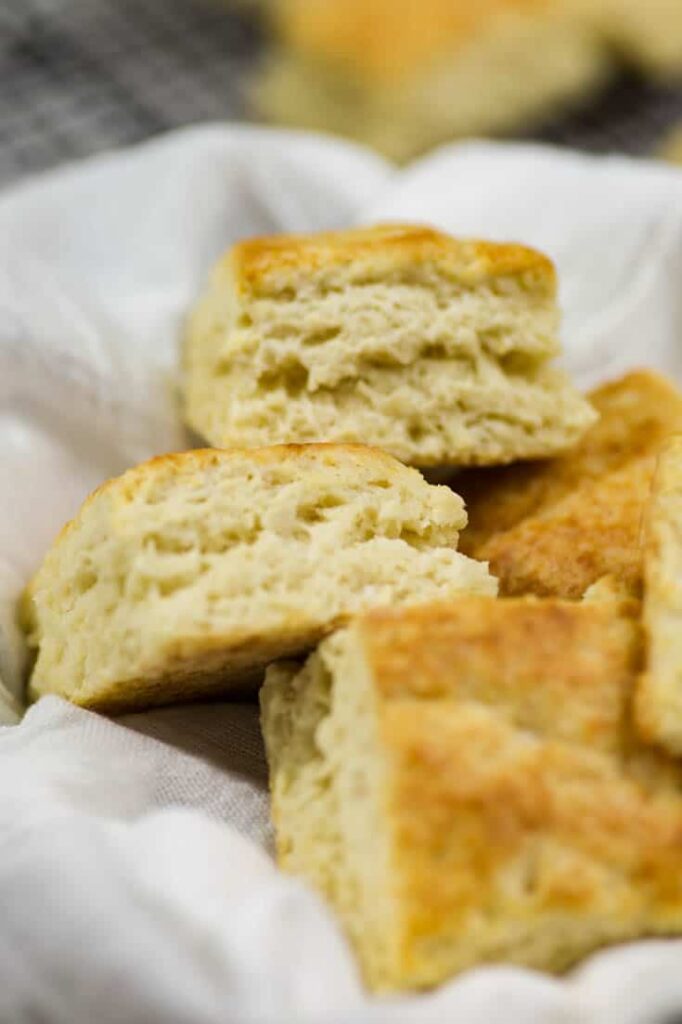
<box><xmin>203</xmin><ymin>525</ymin><xmax>261</xmax><ymax>552</ymax></box>
<box><xmin>74</xmin><ymin>568</ymin><xmax>97</xmax><ymax>594</ymax></box>
<box><xmin>294</xmin><ymin>495</ymin><xmax>344</xmax><ymax>528</ymax></box>
<box><xmin>258</xmin><ymin>362</ymin><xmax>310</xmax><ymax>395</ymax></box>
<box><xmin>398</xmin><ymin>528</ymin><xmax>432</xmax><ymax>550</ymax></box>
<box><xmin>155</xmin><ymin>576</ymin><xmax>193</xmax><ymax>598</ymax></box>
<box><xmin>421</xmin><ymin>342</ymin><xmax>447</xmax><ymax>360</ymax></box>
<box><xmin>145</xmin><ymin>534</ymin><xmax>195</xmax><ymax>555</ymax></box>
<box><xmin>318</xmin><ymin>493</ymin><xmax>344</xmax><ymax>509</ymax></box>
<box><xmin>302</xmin><ymin>327</ymin><xmax>341</xmax><ymax>346</ymax></box>
<box><xmin>498</xmin><ymin>351</ymin><xmax>542</xmax><ymax>376</ymax></box>
<box><xmin>364</xmin><ymin>352</ymin><xmax>405</xmax><ymax>370</ymax></box>
<box><xmin>298</xmin><ymin>505</ymin><xmax>326</xmax><ymax>524</ymax></box>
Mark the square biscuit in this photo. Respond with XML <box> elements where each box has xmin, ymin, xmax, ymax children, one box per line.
<box><xmin>457</xmin><ymin>370</ymin><xmax>682</xmax><ymax>598</ymax></box>
<box><xmin>478</xmin><ymin>455</ymin><xmax>655</xmax><ymax>599</ymax></box>
<box><xmin>183</xmin><ymin>224</ymin><xmax>594</xmax><ymax>468</ymax></box>
<box><xmin>262</xmin><ymin>596</ymin><xmax>682</xmax><ymax>992</ymax></box>
<box><xmin>22</xmin><ymin>444</ymin><xmax>494</xmax><ymax>713</ymax></box>
<box><xmin>458</xmin><ymin>369</ymin><xmax>682</xmax><ymax>556</ymax></box>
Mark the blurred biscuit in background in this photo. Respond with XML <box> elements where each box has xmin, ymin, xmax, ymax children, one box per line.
<box><xmin>253</xmin><ymin>0</ymin><xmax>682</xmax><ymax>161</ymax></box>
<box><xmin>255</xmin><ymin>0</ymin><xmax>610</xmax><ymax>161</ymax></box>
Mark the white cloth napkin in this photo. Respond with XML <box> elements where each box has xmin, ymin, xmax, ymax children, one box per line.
<box><xmin>2</xmin><ymin>124</ymin><xmax>682</xmax><ymax>1023</ymax></box>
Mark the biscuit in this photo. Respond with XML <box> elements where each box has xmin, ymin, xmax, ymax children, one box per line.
<box><xmin>261</xmin><ymin>596</ymin><xmax>682</xmax><ymax>993</ymax></box>
<box><xmin>183</xmin><ymin>224</ymin><xmax>595</xmax><ymax>468</ymax></box>
<box><xmin>21</xmin><ymin>445</ymin><xmax>495</xmax><ymax>713</ymax></box>
<box><xmin>256</xmin><ymin>0</ymin><xmax>609</xmax><ymax>161</ymax></box>
<box><xmin>479</xmin><ymin>455</ymin><xmax>654</xmax><ymax>599</ymax></box>
<box><xmin>635</xmin><ymin>436</ymin><xmax>682</xmax><ymax>754</ymax></box>
<box><xmin>458</xmin><ymin>370</ymin><xmax>682</xmax><ymax>556</ymax></box>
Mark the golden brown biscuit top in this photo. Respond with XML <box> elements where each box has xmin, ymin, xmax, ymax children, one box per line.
<box><xmin>344</xmin><ymin>596</ymin><xmax>682</xmax><ymax>952</ymax></box>
<box><xmin>226</xmin><ymin>224</ymin><xmax>556</xmax><ymax>297</ymax></box>
<box><xmin>586</xmin><ymin>371</ymin><xmax>682</xmax><ymax>471</ymax></box>
<box><xmin>459</xmin><ymin>369</ymin><xmax>682</xmax><ymax>556</ymax></box>
<box><xmin>386</xmin><ymin>702</ymin><xmax>682</xmax><ymax>932</ymax></box>
<box><xmin>49</xmin><ymin>442</ymin><xmax>417</xmax><ymax>538</ymax></box>
<box><xmin>478</xmin><ymin>455</ymin><xmax>656</xmax><ymax>600</ymax></box>
<box><xmin>274</xmin><ymin>0</ymin><xmax>550</xmax><ymax>83</ymax></box>
<box><xmin>112</xmin><ymin>443</ymin><xmax>404</xmax><ymax>497</ymax></box>
<box><xmin>358</xmin><ymin>596</ymin><xmax>641</xmax><ymax>755</ymax></box>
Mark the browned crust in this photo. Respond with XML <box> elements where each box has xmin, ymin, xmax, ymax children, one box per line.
<box><xmin>478</xmin><ymin>455</ymin><xmax>655</xmax><ymax>600</ymax></box>
<box><xmin>44</xmin><ymin>442</ymin><xmax>407</xmax><ymax>548</ymax></box>
<box><xmin>359</xmin><ymin>597</ymin><xmax>682</xmax><ymax>986</ymax></box>
<box><xmin>225</xmin><ymin>224</ymin><xmax>556</xmax><ymax>296</ymax></box>
<box><xmin>386</xmin><ymin>701</ymin><xmax>682</xmax><ymax>984</ymax></box>
<box><xmin>458</xmin><ymin>369</ymin><xmax>682</xmax><ymax>558</ymax></box>
<box><xmin>264</xmin><ymin>596</ymin><xmax>682</xmax><ymax>991</ymax></box>
<box><xmin>41</xmin><ymin>614</ymin><xmax>351</xmax><ymax>714</ymax></box>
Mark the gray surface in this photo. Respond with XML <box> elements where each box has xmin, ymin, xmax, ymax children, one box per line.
<box><xmin>1</xmin><ymin>0</ymin><xmax>682</xmax><ymax>187</ymax></box>
<box><xmin>0</xmin><ymin>0</ymin><xmax>262</xmax><ymax>186</ymax></box>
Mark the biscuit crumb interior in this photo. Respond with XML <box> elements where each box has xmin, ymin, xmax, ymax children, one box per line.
<box><xmin>25</xmin><ymin>447</ymin><xmax>494</xmax><ymax>711</ymax></box>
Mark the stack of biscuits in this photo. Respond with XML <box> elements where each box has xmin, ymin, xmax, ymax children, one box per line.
<box><xmin>20</xmin><ymin>224</ymin><xmax>682</xmax><ymax>993</ymax></box>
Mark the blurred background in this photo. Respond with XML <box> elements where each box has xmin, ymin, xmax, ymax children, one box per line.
<box><xmin>2</xmin><ymin>0</ymin><xmax>682</xmax><ymax>189</ymax></box>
